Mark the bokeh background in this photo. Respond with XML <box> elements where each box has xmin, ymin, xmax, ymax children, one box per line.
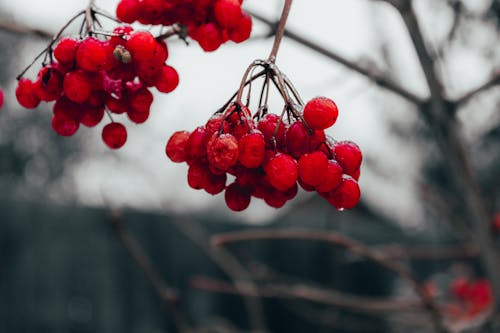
<box><xmin>0</xmin><ymin>0</ymin><xmax>498</xmax><ymax>332</ymax></box>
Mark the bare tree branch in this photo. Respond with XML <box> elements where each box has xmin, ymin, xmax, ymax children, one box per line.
<box><xmin>190</xmin><ymin>275</ymin><xmax>425</xmax><ymax>314</ymax></box>
<box><xmin>456</xmin><ymin>71</ymin><xmax>500</xmax><ymax>106</ymax></box>
<box><xmin>212</xmin><ymin>228</ymin><xmax>449</xmax><ymax>333</ymax></box>
<box><xmin>247</xmin><ymin>9</ymin><xmax>425</xmax><ymax>106</ymax></box>
<box><xmin>0</xmin><ymin>20</ymin><xmax>52</xmax><ymax>39</ymax></box>
<box><xmin>108</xmin><ymin>210</ymin><xmax>193</xmax><ymax>333</ymax></box>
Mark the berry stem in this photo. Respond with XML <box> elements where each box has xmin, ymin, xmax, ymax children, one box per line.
<box><xmin>85</xmin><ymin>0</ymin><xmax>96</xmax><ymax>34</ymax></box>
<box><xmin>217</xmin><ymin>69</ymin><xmax>267</xmax><ymax>114</ymax></box>
<box><xmin>268</xmin><ymin>0</ymin><xmax>293</xmax><ymax>63</ymax></box>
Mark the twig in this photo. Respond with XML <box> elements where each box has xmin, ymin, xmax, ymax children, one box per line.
<box><xmin>247</xmin><ymin>9</ymin><xmax>425</xmax><ymax>105</ymax></box>
<box><xmin>212</xmin><ymin>228</ymin><xmax>449</xmax><ymax>333</ymax></box>
<box><xmin>268</xmin><ymin>0</ymin><xmax>293</xmax><ymax>63</ymax></box>
<box><xmin>0</xmin><ymin>20</ymin><xmax>52</xmax><ymax>39</ymax></box>
<box><xmin>107</xmin><ymin>210</ymin><xmax>192</xmax><ymax>333</ymax></box>
<box><xmin>169</xmin><ymin>217</ymin><xmax>268</xmax><ymax>332</ymax></box>
<box><xmin>455</xmin><ymin>71</ymin><xmax>500</xmax><ymax>106</ymax></box>
<box><xmin>384</xmin><ymin>0</ymin><xmax>500</xmax><ymax>325</ymax></box>
<box><xmin>190</xmin><ymin>276</ymin><xmax>426</xmax><ymax>314</ymax></box>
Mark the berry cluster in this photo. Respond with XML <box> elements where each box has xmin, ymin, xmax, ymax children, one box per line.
<box><xmin>116</xmin><ymin>0</ymin><xmax>252</xmax><ymax>52</ymax></box>
<box><xmin>16</xmin><ymin>26</ymin><xmax>179</xmax><ymax>149</ymax></box>
<box><xmin>447</xmin><ymin>277</ymin><xmax>493</xmax><ymax>318</ymax></box>
<box><xmin>166</xmin><ymin>96</ymin><xmax>362</xmax><ymax>212</ymax></box>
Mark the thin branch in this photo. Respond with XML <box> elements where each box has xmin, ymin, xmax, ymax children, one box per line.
<box><xmin>108</xmin><ymin>211</ymin><xmax>192</xmax><ymax>333</ymax></box>
<box><xmin>190</xmin><ymin>276</ymin><xmax>425</xmax><ymax>314</ymax></box>
<box><xmin>268</xmin><ymin>0</ymin><xmax>293</xmax><ymax>62</ymax></box>
<box><xmin>212</xmin><ymin>228</ymin><xmax>449</xmax><ymax>333</ymax></box>
<box><xmin>384</xmin><ymin>0</ymin><xmax>500</xmax><ymax>324</ymax></box>
<box><xmin>455</xmin><ymin>71</ymin><xmax>500</xmax><ymax>106</ymax></box>
<box><xmin>169</xmin><ymin>217</ymin><xmax>268</xmax><ymax>332</ymax></box>
<box><xmin>247</xmin><ymin>8</ymin><xmax>425</xmax><ymax>105</ymax></box>
<box><xmin>0</xmin><ymin>20</ymin><xmax>52</xmax><ymax>39</ymax></box>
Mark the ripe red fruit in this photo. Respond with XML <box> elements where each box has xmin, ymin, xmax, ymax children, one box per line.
<box><xmin>126</xmin><ymin>31</ymin><xmax>157</xmax><ymax>61</ymax></box>
<box><xmin>258</xmin><ymin>113</ymin><xmax>286</xmax><ymax>148</ymax></box>
<box><xmin>155</xmin><ymin>65</ymin><xmax>179</xmax><ymax>93</ymax></box>
<box><xmin>207</xmin><ymin>134</ymin><xmax>239</xmax><ymax>170</ymax></box>
<box><xmin>102</xmin><ymin>122</ymin><xmax>127</xmax><ymax>149</ymax></box>
<box><xmin>36</xmin><ymin>66</ymin><xmax>64</xmax><ymax>101</ymax></box>
<box><xmin>54</xmin><ymin>38</ymin><xmax>79</xmax><ymax>64</ymax></box>
<box><xmin>80</xmin><ymin>106</ymin><xmax>105</xmax><ymax>127</ymax></box>
<box><xmin>238</xmin><ymin>132</ymin><xmax>266</xmax><ymax>168</ymax></box>
<box><xmin>298</xmin><ymin>151</ymin><xmax>328</xmax><ymax>187</ymax></box>
<box><xmin>116</xmin><ymin>0</ymin><xmax>140</xmax><ymax>23</ymax></box>
<box><xmin>16</xmin><ymin>79</ymin><xmax>41</xmax><ymax>109</ymax></box>
<box><xmin>316</xmin><ymin>159</ymin><xmax>343</xmax><ymax>193</ymax></box>
<box><xmin>76</xmin><ymin>37</ymin><xmax>111</xmax><ymax>72</ymax></box>
<box><xmin>214</xmin><ymin>0</ymin><xmax>243</xmax><ymax>29</ymax></box>
<box><xmin>52</xmin><ymin>112</ymin><xmax>79</xmax><ymax>136</ymax></box>
<box><xmin>129</xmin><ymin>87</ymin><xmax>154</xmax><ymax>114</ymax></box>
<box><xmin>127</xmin><ymin>108</ymin><xmax>150</xmax><ymax>124</ymax></box>
<box><xmin>493</xmin><ymin>213</ymin><xmax>500</xmax><ymax>232</ymax></box>
<box><xmin>229</xmin><ymin>12</ymin><xmax>252</xmax><ymax>43</ymax></box>
<box><xmin>63</xmin><ymin>70</ymin><xmax>92</xmax><ymax>103</ymax></box>
<box><xmin>265</xmin><ymin>153</ymin><xmax>299</xmax><ymax>191</ymax></box>
<box><xmin>225</xmin><ymin>182</ymin><xmax>251</xmax><ymax>211</ymax></box>
<box><xmin>166</xmin><ymin>131</ymin><xmax>190</xmax><ymax>163</ymax></box>
<box><xmin>327</xmin><ymin>176</ymin><xmax>360</xmax><ymax>210</ymax></box>
<box><xmin>286</xmin><ymin>121</ymin><xmax>311</xmax><ymax>158</ymax></box>
<box><xmin>334</xmin><ymin>141</ymin><xmax>363</xmax><ymax>175</ymax></box>
<box><xmin>204</xmin><ymin>172</ymin><xmax>227</xmax><ymax>195</ymax></box>
<box><xmin>186</xmin><ymin>126</ymin><xmax>207</xmax><ymax>162</ymax></box>
<box><xmin>196</xmin><ymin>23</ymin><xmax>223</xmax><ymax>52</ymax></box>
<box><xmin>303</xmin><ymin>97</ymin><xmax>339</xmax><ymax>130</ymax></box>
<box><xmin>187</xmin><ymin>162</ymin><xmax>210</xmax><ymax>190</ymax></box>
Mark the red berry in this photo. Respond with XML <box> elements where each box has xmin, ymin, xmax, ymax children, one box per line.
<box><xmin>127</xmin><ymin>108</ymin><xmax>150</xmax><ymax>124</ymax></box>
<box><xmin>187</xmin><ymin>162</ymin><xmax>210</xmax><ymax>190</ymax></box>
<box><xmin>298</xmin><ymin>151</ymin><xmax>328</xmax><ymax>187</ymax></box>
<box><xmin>207</xmin><ymin>134</ymin><xmax>239</xmax><ymax>171</ymax></box>
<box><xmin>186</xmin><ymin>126</ymin><xmax>208</xmax><ymax>162</ymax></box>
<box><xmin>126</xmin><ymin>31</ymin><xmax>157</xmax><ymax>61</ymax></box>
<box><xmin>52</xmin><ymin>112</ymin><xmax>79</xmax><ymax>136</ymax></box>
<box><xmin>204</xmin><ymin>172</ymin><xmax>227</xmax><ymax>195</ymax></box>
<box><xmin>80</xmin><ymin>105</ymin><xmax>105</xmax><ymax>127</ymax></box>
<box><xmin>316</xmin><ymin>159</ymin><xmax>343</xmax><ymax>193</ymax></box>
<box><xmin>102</xmin><ymin>122</ymin><xmax>127</xmax><ymax>149</ymax></box>
<box><xmin>63</xmin><ymin>70</ymin><xmax>93</xmax><ymax>103</ymax></box>
<box><xmin>166</xmin><ymin>130</ymin><xmax>190</xmax><ymax>163</ymax></box>
<box><xmin>327</xmin><ymin>176</ymin><xmax>360</xmax><ymax>210</ymax></box>
<box><xmin>196</xmin><ymin>23</ymin><xmax>223</xmax><ymax>52</ymax></box>
<box><xmin>129</xmin><ymin>87</ymin><xmax>154</xmax><ymax>113</ymax></box>
<box><xmin>258</xmin><ymin>113</ymin><xmax>286</xmax><ymax>148</ymax></box>
<box><xmin>264</xmin><ymin>153</ymin><xmax>298</xmax><ymax>191</ymax></box>
<box><xmin>493</xmin><ymin>213</ymin><xmax>500</xmax><ymax>232</ymax></box>
<box><xmin>334</xmin><ymin>141</ymin><xmax>362</xmax><ymax>175</ymax></box>
<box><xmin>229</xmin><ymin>12</ymin><xmax>252</xmax><ymax>43</ymax></box>
<box><xmin>116</xmin><ymin>0</ymin><xmax>140</xmax><ymax>23</ymax></box>
<box><xmin>286</xmin><ymin>121</ymin><xmax>311</xmax><ymax>158</ymax></box>
<box><xmin>54</xmin><ymin>38</ymin><xmax>79</xmax><ymax>64</ymax></box>
<box><xmin>225</xmin><ymin>182</ymin><xmax>251</xmax><ymax>211</ymax></box>
<box><xmin>76</xmin><ymin>37</ymin><xmax>111</xmax><ymax>72</ymax></box>
<box><xmin>16</xmin><ymin>79</ymin><xmax>41</xmax><ymax>109</ymax></box>
<box><xmin>303</xmin><ymin>97</ymin><xmax>339</xmax><ymax>130</ymax></box>
<box><xmin>36</xmin><ymin>66</ymin><xmax>64</xmax><ymax>101</ymax></box>
<box><xmin>155</xmin><ymin>65</ymin><xmax>179</xmax><ymax>93</ymax></box>
<box><xmin>214</xmin><ymin>0</ymin><xmax>243</xmax><ymax>29</ymax></box>
<box><xmin>238</xmin><ymin>131</ymin><xmax>266</xmax><ymax>168</ymax></box>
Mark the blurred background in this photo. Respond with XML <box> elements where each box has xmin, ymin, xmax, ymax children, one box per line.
<box><xmin>0</xmin><ymin>0</ymin><xmax>498</xmax><ymax>332</ymax></box>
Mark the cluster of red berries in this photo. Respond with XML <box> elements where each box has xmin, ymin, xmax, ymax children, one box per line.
<box><xmin>447</xmin><ymin>277</ymin><xmax>493</xmax><ymax>318</ymax></box>
<box><xmin>166</xmin><ymin>97</ymin><xmax>362</xmax><ymax>211</ymax></box>
<box><xmin>16</xmin><ymin>27</ymin><xmax>179</xmax><ymax>149</ymax></box>
<box><xmin>116</xmin><ymin>0</ymin><xmax>252</xmax><ymax>51</ymax></box>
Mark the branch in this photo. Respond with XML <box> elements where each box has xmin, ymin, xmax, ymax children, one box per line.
<box><xmin>212</xmin><ymin>228</ymin><xmax>449</xmax><ymax>333</ymax></box>
<box><xmin>168</xmin><ymin>217</ymin><xmax>268</xmax><ymax>332</ymax></box>
<box><xmin>247</xmin><ymin>9</ymin><xmax>425</xmax><ymax>105</ymax></box>
<box><xmin>455</xmin><ymin>71</ymin><xmax>500</xmax><ymax>106</ymax></box>
<box><xmin>108</xmin><ymin>211</ymin><xmax>192</xmax><ymax>333</ymax></box>
<box><xmin>384</xmin><ymin>0</ymin><xmax>500</xmax><ymax>324</ymax></box>
<box><xmin>0</xmin><ymin>20</ymin><xmax>52</xmax><ymax>39</ymax></box>
<box><xmin>190</xmin><ymin>276</ymin><xmax>425</xmax><ymax>314</ymax></box>
<box><xmin>268</xmin><ymin>0</ymin><xmax>293</xmax><ymax>62</ymax></box>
